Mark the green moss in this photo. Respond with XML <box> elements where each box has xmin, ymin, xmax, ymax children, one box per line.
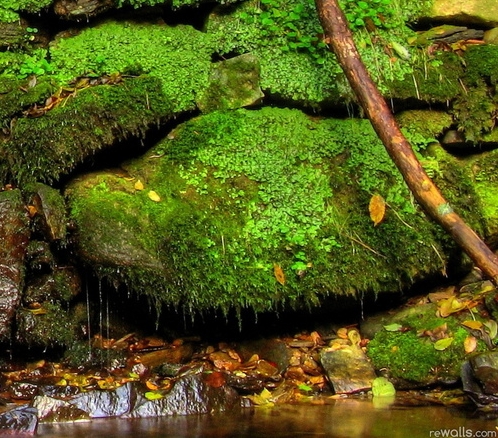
<box><xmin>367</xmin><ymin>304</ymin><xmax>486</xmax><ymax>383</ymax></box>
<box><xmin>16</xmin><ymin>302</ymin><xmax>78</xmax><ymax>348</ymax></box>
<box><xmin>0</xmin><ymin>76</ymin><xmax>55</xmax><ymax>128</ymax></box>
<box><xmin>49</xmin><ymin>20</ymin><xmax>213</xmax><ymax>112</ymax></box>
<box><xmin>387</xmin><ymin>51</ymin><xmax>463</xmax><ymax>101</ymax></box>
<box><xmin>68</xmin><ymin>107</ymin><xmax>479</xmax><ymax>314</ymax></box>
<box><xmin>463</xmin><ymin>45</ymin><xmax>498</xmax><ymax>87</ymax></box>
<box><xmin>0</xmin><ymin>0</ymin><xmax>51</xmax><ymax>22</ymax></box>
<box><xmin>451</xmin><ymin>85</ymin><xmax>498</xmax><ymax>142</ymax></box>
<box><xmin>1</xmin><ymin>76</ymin><xmax>174</xmax><ymax>184</ymax></box>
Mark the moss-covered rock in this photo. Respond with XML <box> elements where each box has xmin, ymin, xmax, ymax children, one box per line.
<box><xmin>366</xmin><ymin>302</ymin><xmax>486</xmax><ymax>385</ymax></box>
<box><xmin>66</xmin><ymin>107</ymin><xmax>483</xmax><ymax>315</ymax></box>
<box><xmin>1</xmin><ymin>76</ymin><xmax>174</xmax><ymax>184</ymax></box>
<box><xmin>49</xmin><ymin>20</ymin><xmax>213</xmax><ymax>112</ymax></box>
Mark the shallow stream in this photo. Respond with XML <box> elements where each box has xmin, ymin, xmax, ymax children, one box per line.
<box><xmin>36</xmin><ymin>399</ymin><xmax>498</xmax><ymax>438</ymax></box>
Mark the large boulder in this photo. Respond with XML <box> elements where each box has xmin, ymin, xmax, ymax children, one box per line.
<box><xmin>66</xmin><ymin>107</ymin><xmax>485</xmax><ymax>314</ymax></box>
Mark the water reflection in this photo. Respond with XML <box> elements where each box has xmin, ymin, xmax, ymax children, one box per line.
<box><xmin>37</xmin><ymin>399</ymin><xmax>498</xmax><ymax>438</ymax></box>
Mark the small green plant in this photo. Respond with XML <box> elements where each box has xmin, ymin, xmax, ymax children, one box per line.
<box><xmin>340</xmin><ymin>0</ymin><xmax>393</xmax><ymax>31</ymax></box>
<box><xmin>18</xmin><ymin>49</ymin><xmax>53</xmax><ymax>78</ymax></box>
<box><xmin>240</xmin><ymin>0</ymin><xmax>329</xmax><ymax>64</ymax></box>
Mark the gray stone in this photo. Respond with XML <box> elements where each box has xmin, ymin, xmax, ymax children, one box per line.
<box><xmin>320</xmin><ymin>346</ymin><xmax>377</xmax><ymax>394</ymax></box>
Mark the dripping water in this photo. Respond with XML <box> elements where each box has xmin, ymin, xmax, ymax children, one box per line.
<box><xmin>85</xmin><ymin>279</ymin><xmax>92</xmax><ymax>360</ymax></box>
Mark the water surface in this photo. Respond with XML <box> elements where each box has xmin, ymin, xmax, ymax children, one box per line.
<box><xmin>36</xmin><ymin>399</ymin><xmax>498</xmax><ymax>438</ymax></box>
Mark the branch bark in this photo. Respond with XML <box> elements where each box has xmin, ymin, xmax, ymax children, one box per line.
<box><xmin>315</xmin><ymin>0</ymin><xmax>498</xmax><ymax>284</ymax></box>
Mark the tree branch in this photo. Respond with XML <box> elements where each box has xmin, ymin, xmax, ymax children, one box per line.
<box><xmin>314</xmin><ymin>0</ymin><xmax>498</xmax><ymax>284</ymax></box>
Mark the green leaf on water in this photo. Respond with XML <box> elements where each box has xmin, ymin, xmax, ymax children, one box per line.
<box><xmin>371</xmin><ymin>377</ymin><xmax>396</xmax><ymax>397</ymax></box>
<box><xmin>297</xmin><ymin>383</ymin><xmax>313</xmax><ymax>392</ymax></box>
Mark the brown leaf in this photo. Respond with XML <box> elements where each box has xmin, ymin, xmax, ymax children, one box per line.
<box><xmin>369</xmin><ymin>193</ymin><xmax>386</xmax><ymax>226</ymax></box>
<box><xmin>203</xmin><ymin>371</ymin><xmax>226</xmax><ymax>388</ymax></box>
<box><xmin>274</xmin><ymin>263</ymin><xmax>286</xmax><ymax>285</ymax></box>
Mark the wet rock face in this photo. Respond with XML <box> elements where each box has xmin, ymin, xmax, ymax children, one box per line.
<box><xmin>33</xmin><ymin>372</ymin><xmax>244</xmax><ymax>421</ymax></box>
<box><xmin>0</xmin><ymin>189</ymin><xmax>30</xmax><ymax>339</ymax></box>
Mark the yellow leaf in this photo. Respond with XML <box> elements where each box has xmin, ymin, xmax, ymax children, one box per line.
<box><xmin>461</xmin><ymin>320</ymin><xmax>483</xmax><ymax>330</ymax></box>
<box><xmin>347</xmin><ymin>329</ymin><xmax>361</xmax><ymax>346</ymax></box>
<box><xmin>437</xmin><ymin>296</ymin><xmax>468</xmax><ymax>317</ymax></box>
<box><xmin>28</xmin><ymin>307</ymin><xmax>47</xmax><ymax>315</ymax></box>
<box><xmin>369</xmin><ymin>194</ymin><xmax>386</xmax><ymax>226</ymax></box>
<box><xmin>148</xmin><ymin>190</ymin><xmax>161</xmax><ymax>202</ymax></box>
<box><xmin>134</xmin><ymin>180</ymin><xmax>144</xmax><ymax>191</ymax></box>
<box><xmin>273</xmin><ymin>264</ymin><xmax>286</xmax><ymax>285</ymax></box>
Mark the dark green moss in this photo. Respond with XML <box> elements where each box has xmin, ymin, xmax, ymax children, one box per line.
<box><xmin>1</xmin><ymin>76</ymin><xmax>174</xmax><ymax>184</ymax></box>
<box><xmin>387</xmin><ymin>51</ymin><xmax>463</xmax><ymax>101</ymax></box>
<box><xmin>463</xmin><ymin>45</ymin><xmax>498</xmax><ymax>87</ymax></box>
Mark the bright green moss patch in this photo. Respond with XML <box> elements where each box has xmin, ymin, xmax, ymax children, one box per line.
<box><xmin>49</xmin><ymin>20</ymin><xmax>213</xmax><ymax>112</ymax></box>
<box><xmin>367</xmin><ymin>304</ymin><xmax>486</xmax><ymax>383</ymax></box>
<box><xmin>1</xmin><ymin>76</ymin><xmax>174</xmax><ymax>184</ymax></box>
<box><xmin>68</xmin><ymin>107</ymin><xmax>480</xmax><ymax>314</ymax></box>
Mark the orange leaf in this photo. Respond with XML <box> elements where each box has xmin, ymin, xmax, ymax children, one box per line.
<box><xmin>369</xmin><ymin>194</ymin><xmax>386</xmax><ymax>226</ymax></box>
<box><xmin>146</xmin><ymin>381</ymin><xmax>158</xmax><ymax>390</ymax></box>
<box><xmin>464</xmin><ymin>336</ymin><xmax>477</xmax><ymax>354</ymax></box>
<box><xmin>274</xmin><ymin>264</ymin><xmax>286</xmax><ymax>285</ymax></box>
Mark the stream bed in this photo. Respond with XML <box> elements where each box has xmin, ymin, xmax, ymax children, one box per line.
<box><xmin>36</xmin><ymin>399</ymin><xmax>498</xmax><ymax>438</ymax></box>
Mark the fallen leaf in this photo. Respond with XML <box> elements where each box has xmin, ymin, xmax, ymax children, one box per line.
<box><xmin>461</xmin><ymin>320</ymin><xmax>483</xmax><ymax>330</ymax></box>
<box><xmin>144</xmin><ymin>391</ymin><xmax>164</xmax><ymax>400</ymax></box>
<box><xmin>347</xmin><ymin>329</ymin><xmax>361</xmax><ymax>346</ymax></box>
<box><xmin>369</xmin><ymin>193</ymin><xmax>386</xmax><ymax>226</ymax></box>
<box><xmin>437</xmin><ymin>296</ymin><xmax>468</xmax><ymax>317</ymax></box>
<box><xmin>434</xmin><ymin>337</ymin><xmax>454</xmax><ymax>351</ymax></box>
<box><xmin>372</xmin><ymin>377</ymin><xmax>396</xmax><ymax>397</ymax></box>
<box><xmin>464</xmin><ymin>336</ymin><xmax>477</xmax><ymax>354</ymax></box>
<box><xmin>203</xmin><ymin>371</ymin><xmax>226</xmax><ymax>388</ymax></box>
<box><xmin>336</xmin><ymin>327</ymin><xmax>349</xmax><ymax>339</ymax></box>
<box><xmin>134</xmin><ymin>180</ymin><xmax>144</xmax><ymax>191</ymax></box>
<box><xmin>145</xmin><ymin>380</ymin><xmax>158</xmax><ymax>390</ymax></box>
<box><xmin>148</xmin><ymin>190</ymin><xmax>161</xmax><ymax>202</ymax></box>
<box><xmin>383</xmin><ymin>323</ymin><xmax>403</xmax><ymax>332</ymax></box>
<box><xmin>273</xmin><ymin>264</ymin><xmax>286</xmax><ymax>285</ymax></box>
<box><xmin>484</xmin><ymin>320</ymin><xmax>498</xmax><ymax>339</ymax></box>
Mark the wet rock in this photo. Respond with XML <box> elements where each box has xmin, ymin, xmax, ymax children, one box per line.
<box><xmin>126</xmin><ymin>373</ymin><xmax>243</xmax><ymax>418</ymax></box>
<box><xmin>9</xmin><ymin>382</ymin><xmax>39</xmax><ymax>401</ymax></box>
<box><xmin>0</xmin><ymin>405</ymin><xmax>38</xmax><ymax>434</ymax></box>
<box><xmin>484</xmin><ymin>27</ymin><xmax>498</xmax><ymax>45</ymax></box>
<box><xmin>53</xmin><ymin>0</ymin><xmax>115</xmax><ymax>20</ymax></box>
<box><xmin>0</xmin><ymin>189</ymin><xmax>30</xmax><ymax>339</ymax></box>
<box><xmin>23</xmin><ymin>267</ymin><xmax>81</xmax><ymax>306</ymax></box>
<box><xmin>140</xmin><ymin>344</ymin><xmax>194</xmax><ymax>369</ymax></box>
<box><xmin>238</xmin><ymin>339</ymin><xmax>291</xmax><ymax>374</ymax></box>
<box><xmin>320</xmin><ymin>346</ymin><xmax>377</xmax><ymax>394</ymax></box>
<box><xmin>32</xmin><ymin>394</ymin><xmax>89</xmax><ymax>422</ymax></box>
<box><xmin>69</xmin><ymin>382</ymin><xmax>136</xmax><ymax>418</ymax></box>
<box><xmin>25</xmin><ymin>183</ymin><xmax>67</xmax><ymax>242</ymax></box>
<box><xmin>461</xmin><ymin>359</ymin><xmax>498</xmax><ymax>408</ymax></box>
<box><xmin>470</xmin><ymin>352</ymin><xmax>498</xmax><ymax>395</ymax></box>
<box><xmin>25</xmin><ymin>241</ymin><xmax>55</xmax><ymax>271</ymax></box>
<box><xmin>197</xmin><ymin>53</ymin><xmax>264</xmax><ymax>113</ymax></box>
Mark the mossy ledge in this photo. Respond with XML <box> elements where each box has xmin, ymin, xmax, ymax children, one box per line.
<box><xmin>1</xmin><ymin>76</ymin><xmax>174</xmax><ymax>184</ymax></box>
<box><xmin>67</xmin><ymin>107</ymin><xmax>481</xmax><ymax>315</ymax></box>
